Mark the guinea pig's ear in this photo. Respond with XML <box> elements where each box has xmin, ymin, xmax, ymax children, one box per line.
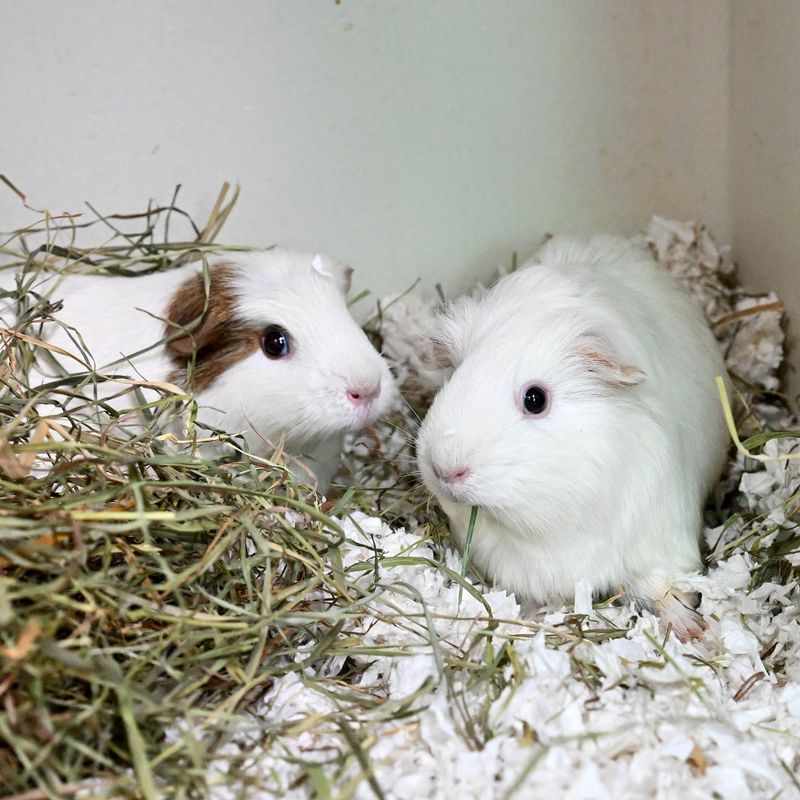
<box><xmin>311</xmin><ymin>254</ymin><xmax>353</xmax><ymax>296</ymax></box>
<box><xmin>333</xmin><ymin>264</ymin><xmax>353</xmax><ymax>296</ymax></box>
<box><xmin>575</xmin><ymin>335</ymin><xmax>645</xmax><ymax>388</ymax></box>
<box><xmin>163</xmin><ymin>264</ymin><xmax>239</xmax><ymax>359</ymax></box>
<box><xmin>430</xmin><ymin>333</ymin><xmax>457</xmax><ymax>370</ymax></box>
<box><xmin>430</xmin><ymin>295</ymin><xmax>478</xmax><ymax>369</ymax></box>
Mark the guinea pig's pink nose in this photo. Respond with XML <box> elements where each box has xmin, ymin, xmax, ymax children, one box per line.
<box><xmin>346</xmin><ymin>383</ymin><xmax>381</xmax><ymax>406</ymax></box>
<box><xmin>433</xmin><ymin>464</ymin><xmax>470</xmax><ymax>484</ymax></box>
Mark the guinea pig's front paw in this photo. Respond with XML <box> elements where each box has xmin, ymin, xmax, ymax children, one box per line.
<box><xmin>655</xmin><ymin>591</ymin><xmax>708</xmax><ymax>643</ymax></box>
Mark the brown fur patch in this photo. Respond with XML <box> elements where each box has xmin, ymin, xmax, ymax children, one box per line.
<box><xmin>164</xmin><ymin>263</ymin><xmax>261</xmax><ymax>392</ymax></box>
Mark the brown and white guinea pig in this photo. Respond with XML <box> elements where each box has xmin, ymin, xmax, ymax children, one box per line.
<box><xmin>416</xmin><ymin>235</ymin><xmax>730</xmax><ymax>640</ymax></box>
<box><xmin>7</xmin><ymin>249</ymin><xmax>396</xmax><ymax>488</ymax></box>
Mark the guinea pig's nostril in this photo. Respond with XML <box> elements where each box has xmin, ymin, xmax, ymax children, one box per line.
<box><xmin>347</xmin><ymin>383</ymin><xmax>381</xmax><ymax>405</ymax></box>
<box><xmin>433</xmin><ymin>465</ymin><xmax>470</xmax><ymax>484</ymax></box>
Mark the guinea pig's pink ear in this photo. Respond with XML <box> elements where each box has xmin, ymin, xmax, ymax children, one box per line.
<box><xmin>333</xmin><ymin>264</ymin><xmax>354</xmax><ymax>296</ymax></box>
<box><xmin>426</xmin><ymin>316</ymin><xmax>458</xmax><ymax>370</ymax></box>
<box><xmin>575</xmin><ymin>336</ymin><xmax>645</xmax><ymax>388</ymax></box>
<box><xmin>430</xmin><ymin>333</ymin><xmax>457</xmax><ymax>370</ymax></box>
<box><xmin>311</xmin><ymin>254</ymin><xmax>352</xmax><ymax>296</ymax></box>
<box><xmin>429</xmin><ymin>296</ymin><xmax>477</xmax><ymax>369</ymax></box>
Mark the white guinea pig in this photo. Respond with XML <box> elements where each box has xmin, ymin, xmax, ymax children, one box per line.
<box><xmin>417</xmin><ymin>235</ymin><xmax>730</xmax><ymax>640</ymax></box>
<box><xmin>6</xmin><ymin>248</ymin><xmax>396</xmax><ymax>488</ymax></box>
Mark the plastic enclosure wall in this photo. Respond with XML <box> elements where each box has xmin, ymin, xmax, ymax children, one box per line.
<box><xmin>0</xmin><ymin>1</ymin><xmax>796</xmax><ymax>401</ymax></box>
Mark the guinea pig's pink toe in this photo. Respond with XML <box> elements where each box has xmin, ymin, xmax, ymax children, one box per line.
<box><xmin>662</xmin><ymin>613</ymin><xmax>707</xmax><ymax>643</ymax></box>
<box><xmin>655</xmin><ymin>593</ymin><xmax>708</xmax><ymax>643</ymax></box>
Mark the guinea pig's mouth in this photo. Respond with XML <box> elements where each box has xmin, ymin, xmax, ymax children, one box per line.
<box><xmin>346</xmin><ymin>401</ymin><xmax>384</xmax><ymax>431</ymax></box>
<box><xmin>429</xmin><ymin>472</ymin><xmax>509</xmax><ymax>516</ymax></box>
<box><xmin>436</xmin><ymin>482</ymin><xmax>473</xmax><ymax>505</ymax></box>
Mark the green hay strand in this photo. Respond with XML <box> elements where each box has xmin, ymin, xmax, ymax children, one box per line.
<box><xmin>458</xmin><ymin>505</ymin><xmax>479</xmax><ymax>606</ymax></box>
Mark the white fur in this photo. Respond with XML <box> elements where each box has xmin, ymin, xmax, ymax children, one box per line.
<box><xmin>4</xmin><ymin>249</ymin><xmax>396</xmax><ymax>487</ymax></box>
<box><xmin>416</xmin><ymin>235</ymin><xmax>730</xmax><ymax>638</ymax></box>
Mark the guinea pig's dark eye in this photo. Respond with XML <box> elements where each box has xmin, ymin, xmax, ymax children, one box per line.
<box><xmin>523</xmin><ymin>385</ymin><xmax>548</xmax><ymax>415</ymax></box>
<box><xmin>261</xmin><ymin>325</ymin><xmax>291</xmax><ymax>359</ymax></box>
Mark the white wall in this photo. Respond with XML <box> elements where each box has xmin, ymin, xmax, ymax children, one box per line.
<box><xmin>731</xmin><ymin>1</ymin><xmax>800</xmax><ymax>401</ymax></box>
<box><xmin>1</xmin><ymin>0</ymin><xmax>730</xmax><ymax>303</ymax></box>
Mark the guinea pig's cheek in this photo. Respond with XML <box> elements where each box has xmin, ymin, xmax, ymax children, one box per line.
<box><xmin>414</xmin><ymin>439</ymin><xmax>433</xmax><ymax>475</ymax></box>
<box><xmin>417</xmin><ymin>446</ymin><xmax>449</xmax><ymax>500</ymax></box>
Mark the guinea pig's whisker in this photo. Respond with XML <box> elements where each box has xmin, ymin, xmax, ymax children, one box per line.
<box><xmin>397</xmin><ymin>394</ymin><xmax>423</xmax><ymax>425</ymax></box>
<box><xmin>378</xmin><ymin>417</ymin><xmax>419</xmax><ymax>440</ymax></box>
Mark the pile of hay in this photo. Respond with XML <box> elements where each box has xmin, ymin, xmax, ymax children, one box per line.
<box><xmin>1</xmin><ymin>184</ymin><xmax>798</xmax><ymax>799</ymax></box>
<box><xmin>0</xmin><ymin>185</ymin><xmax>431</xmax><ymax>798</ymax></box>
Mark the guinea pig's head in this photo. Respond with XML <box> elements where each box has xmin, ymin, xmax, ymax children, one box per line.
<box><xmin>416</xmin><ymin>267</ymin><xmax>647</xmax><ymax>533</ymax></box>
<box><xmin>163</xmin><ymin>248</ymin><xmax>395</xmax><ymax>449</ymax></box>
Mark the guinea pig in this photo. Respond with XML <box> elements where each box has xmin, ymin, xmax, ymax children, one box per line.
<box><xmin>416</xmin><ymin>235</ymin><xmax>730</xmax><ymax>640</ymax></box>
<box><xmin>6</xmin><ymin>248</ymin><xmax>396</xmax><ymax>488</ymax></box>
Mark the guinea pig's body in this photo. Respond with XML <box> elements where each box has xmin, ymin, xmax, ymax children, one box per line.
<box><xmin>4</xmin><ymin>249</ymin><xmax>395</xmax><ymax>488</ymax></box>
<box><xmin>417</xmin><ymin>235</ymin><xmax>729</xmax><ymax>639</ymax></box>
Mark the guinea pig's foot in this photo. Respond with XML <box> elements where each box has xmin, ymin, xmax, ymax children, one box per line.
<box><xmin>655</xmin><ymin>591</ymin><xmax>707</xmax><ymax>643</ymax></box>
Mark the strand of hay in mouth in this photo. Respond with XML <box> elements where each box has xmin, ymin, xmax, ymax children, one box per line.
<box><xmin>458</xmin><ymin>506</ymin><xmax>479</xmax><ymax>606</ymax></box>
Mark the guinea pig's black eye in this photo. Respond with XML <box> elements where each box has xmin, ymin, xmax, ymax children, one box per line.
<box><xmin>261</xmin><ymin>325</ymin><xmax>291</xmax><ymax>359</ymax></box>
<box><xmin>523</xmin><ymin>385</ymin><xmax>548</xmax><ymax>415</ymax></box>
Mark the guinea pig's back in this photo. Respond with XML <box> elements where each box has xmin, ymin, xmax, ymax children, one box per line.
<box><xmin>38</xmin><ymin>269</ymin><xmax>185</xmax><ymax>377</ymax></box>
